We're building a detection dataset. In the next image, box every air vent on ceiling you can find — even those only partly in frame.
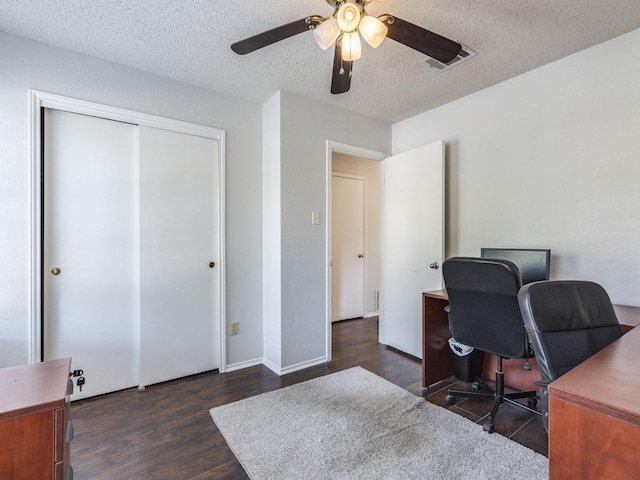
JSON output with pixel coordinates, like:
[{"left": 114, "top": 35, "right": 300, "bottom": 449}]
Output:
[{"left": 421, "top": 45, "right": 476, "bottom": 72}]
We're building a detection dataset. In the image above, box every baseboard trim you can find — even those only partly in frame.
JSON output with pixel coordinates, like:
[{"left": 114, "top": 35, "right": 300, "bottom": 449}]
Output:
[
  {"left": 364, "top": 312, "right": 379, "bottom": 318},
  {"left": 225, "top": 358, "right": 264, "bottom": 372},
  {"left": 263, "top": 356, "right": 328, "bottom": 376},
  {"left": 225, "top": 355, "right": 330, "bottom": 376}
]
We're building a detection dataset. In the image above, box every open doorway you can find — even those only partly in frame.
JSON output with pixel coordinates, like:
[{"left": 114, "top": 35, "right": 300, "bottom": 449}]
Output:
[
  {"left": 326, "top": 140, "right": 445, "bottom": 362},
  {"left": 331, "top": 154, "right": 381, "bottom": 321},
  {"left": 326, "top": 141, "right": 387, "bottom": 361}
]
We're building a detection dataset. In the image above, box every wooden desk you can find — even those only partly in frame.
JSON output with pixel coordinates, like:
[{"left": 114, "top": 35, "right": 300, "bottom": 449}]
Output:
[
  {"left": 422, "top": 289, "right": 640, "bottom": 389},
  {"left": 0, "top": 358, "right": 73, "bottom": 480},
  {"left": 421, "top": 289, "right": 541, "bottom": 390},
  {"left": 421, "top": 290, "right": 453, "bottom": 387},
  {"left": 548, "top": 325, "right": 640, "bottom": 479}
]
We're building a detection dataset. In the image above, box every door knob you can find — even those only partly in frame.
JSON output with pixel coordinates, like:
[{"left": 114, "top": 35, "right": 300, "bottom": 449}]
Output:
[
  {"left": 358, "top": 254, "right": 365, "bottom": 258},
  {"left": 429, "top": 262, "right": 439, "bottom": 270},
  {"left": 209, "top": 262, "right": 216, "bottom": 268},
  {"left": 51, "top": 267, "right": 61, "bottom": 275}
]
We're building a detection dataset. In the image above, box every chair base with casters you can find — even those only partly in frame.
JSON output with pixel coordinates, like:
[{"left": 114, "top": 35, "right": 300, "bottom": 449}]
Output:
[{"left": 445, "top": 355, "right": 540, "bottom": 433}]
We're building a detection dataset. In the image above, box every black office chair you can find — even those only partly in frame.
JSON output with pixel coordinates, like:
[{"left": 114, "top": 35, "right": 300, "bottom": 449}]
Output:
[
  {"left": 518, "top": 280, "right": 623, "bottom": 432},
  {"left": 442, "top": 257, "right": 539, "bottom": 433}
]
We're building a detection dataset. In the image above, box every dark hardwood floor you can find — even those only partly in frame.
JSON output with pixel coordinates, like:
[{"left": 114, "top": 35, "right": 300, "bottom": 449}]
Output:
[{"left": 70, "top": 316, "right": 547, "bottom": 479}]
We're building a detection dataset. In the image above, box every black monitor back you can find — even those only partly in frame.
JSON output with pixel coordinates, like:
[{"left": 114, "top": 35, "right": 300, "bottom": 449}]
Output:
[{"left": 480, "top": 248, "right": 550, "bottom": 285}]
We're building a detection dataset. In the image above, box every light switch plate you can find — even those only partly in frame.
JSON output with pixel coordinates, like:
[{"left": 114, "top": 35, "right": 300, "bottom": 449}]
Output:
[{"left": 311, "top": 211, "right": 320, "bottom": 225}]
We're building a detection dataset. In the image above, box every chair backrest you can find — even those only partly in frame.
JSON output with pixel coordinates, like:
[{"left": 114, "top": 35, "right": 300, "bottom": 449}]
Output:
[
  {"left": 442, "top": 257, "right": 530, "bottom": 359},
  {"left": 518, "top": 280, "right": 623, "bottom": 383}
]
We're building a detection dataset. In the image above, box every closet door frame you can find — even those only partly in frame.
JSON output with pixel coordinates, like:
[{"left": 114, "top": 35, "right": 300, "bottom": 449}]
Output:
[{"left": 28, "top": 90, "right": 227, "bottom": 372}]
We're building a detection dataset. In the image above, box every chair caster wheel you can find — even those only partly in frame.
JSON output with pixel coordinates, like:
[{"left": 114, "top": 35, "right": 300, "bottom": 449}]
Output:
[
  {"left": 528, "top": 398, "right": 538, "bottom": 408},
  {"left": 472, "top": 382, "right": 481, "bottom": 392},
  {"left": 483, "top": 421, "right": 495, "bottom": 433},
  {"left": 445, "top": 394, "right": 455, "bottom": 405}
]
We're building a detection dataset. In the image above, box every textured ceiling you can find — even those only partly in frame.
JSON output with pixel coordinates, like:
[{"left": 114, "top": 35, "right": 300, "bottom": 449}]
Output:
[{"left": 1, "top": 0, "right": 639, "bottom": 123}]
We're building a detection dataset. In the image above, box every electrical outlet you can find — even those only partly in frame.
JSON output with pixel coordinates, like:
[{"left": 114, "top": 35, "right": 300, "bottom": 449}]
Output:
[{"left": 230, "top": 321, "right": 239, "bottom": 335}]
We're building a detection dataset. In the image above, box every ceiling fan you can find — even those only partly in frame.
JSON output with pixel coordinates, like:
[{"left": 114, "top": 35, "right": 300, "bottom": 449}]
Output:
[{"left": 231, "top": 0, "right": 462, "bottom": 95}]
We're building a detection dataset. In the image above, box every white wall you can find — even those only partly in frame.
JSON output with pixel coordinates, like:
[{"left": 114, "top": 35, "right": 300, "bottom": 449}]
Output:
[
  {"left": 11, "top": 25, "right": 635, "bottom": 374},
  {"left": 262, "top": 93, "right": 282, "bottom": 369},
  {"left": 393, "top": 29, "right": 640, "bottom": 306},
  {"left": 0, "top": 32, "right": 263, "bottom": 368},
  {"left": 332, "top": 153, "right": 381, "bottom": 316},
  {"left": 263, "top": 91, "right": 390, "bottom": 373}
]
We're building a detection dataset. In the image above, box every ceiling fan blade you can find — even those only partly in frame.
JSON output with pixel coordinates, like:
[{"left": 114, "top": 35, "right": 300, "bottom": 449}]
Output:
[
  {"left": 331, "top": 41, "right": 353, "bottom": 94},
  {"left": 384, "top": 16, "right": 461, "bottom": 64},
  {"left": 231, "top": 17, "right": 317, "bottom": 55}
]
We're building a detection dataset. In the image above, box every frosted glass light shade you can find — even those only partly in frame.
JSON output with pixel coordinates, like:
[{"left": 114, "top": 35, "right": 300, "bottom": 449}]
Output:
[
  {"left": 313, "top": 17, "right": 341, "bottom": 50},
  {"left": 358, "top": 15, "right": 388, "bottom": 48},
  {"left": 336, "top": 3, "right": 361, "bottom": 32},
  {"left": 341, "top": 32, "right": 361, "bottom": 61}
]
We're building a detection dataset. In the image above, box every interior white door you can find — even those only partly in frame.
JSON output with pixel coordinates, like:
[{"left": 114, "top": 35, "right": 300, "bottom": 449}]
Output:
[
  {"left": 331, "top": 174, "right": 365, "bottom": 321},
  {"left": 139, "top": 126, "right": 220, "bottom": 386},
  {"left": 381, "top": 141, "right": 445, "bottom": 358},
  {"left": 43, "top": 108, "right": 140, "bottom": 400}
]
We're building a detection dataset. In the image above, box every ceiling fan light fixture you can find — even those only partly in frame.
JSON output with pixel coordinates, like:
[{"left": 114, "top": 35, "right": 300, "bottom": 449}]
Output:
[
  {"left": 231, "top": 0, "right": 464, "bottom": 95},
  {"left": 341, "top": 31, "right": 361, "bottom": 61},
  {"left": 358, "top": 15, "right": 388, "bottom": 48},
  {"left": 336, "top": 3, "right": 361, "bottom": 32},
  {"left": 313, "top": 17, "right": 341, "bottom": 50}
]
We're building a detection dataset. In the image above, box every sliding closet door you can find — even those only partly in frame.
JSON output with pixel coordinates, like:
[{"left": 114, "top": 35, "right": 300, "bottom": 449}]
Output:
[
  {"left": 43, "top": 108, "right": 139, "bottom": 400},
  {"left": 139, "top": 126, "right": 220, "bottom": 386}
]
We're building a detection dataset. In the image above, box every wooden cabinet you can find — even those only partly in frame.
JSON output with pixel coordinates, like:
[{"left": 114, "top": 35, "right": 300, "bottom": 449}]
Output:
[{"left": 0, "top": 358, "right": 72, "bottom": 480}]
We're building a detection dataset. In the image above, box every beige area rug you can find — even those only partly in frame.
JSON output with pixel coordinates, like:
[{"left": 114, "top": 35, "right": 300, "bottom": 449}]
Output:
[{"left": 210, "top": 367, "right": 548, "bottom": 479}]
